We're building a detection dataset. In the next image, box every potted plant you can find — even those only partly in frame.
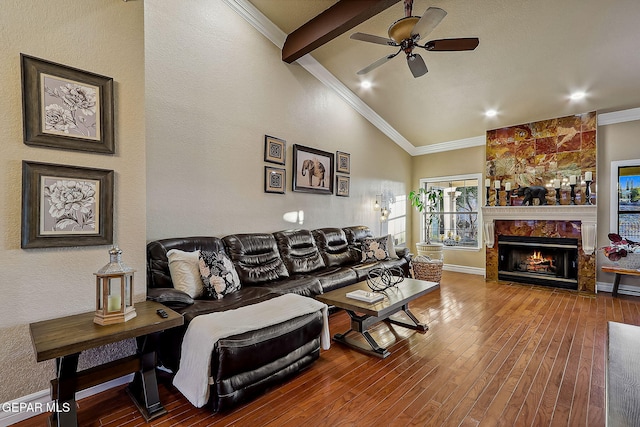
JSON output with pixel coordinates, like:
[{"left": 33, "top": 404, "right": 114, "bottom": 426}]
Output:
[{"left": 409, "top": 187, "right": 443, "bottom": 258}]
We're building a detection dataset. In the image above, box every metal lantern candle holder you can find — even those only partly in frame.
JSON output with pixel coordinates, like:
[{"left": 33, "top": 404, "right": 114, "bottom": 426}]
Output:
[{"left": 94, "top": 247, "right": 136, "bottom": 325}]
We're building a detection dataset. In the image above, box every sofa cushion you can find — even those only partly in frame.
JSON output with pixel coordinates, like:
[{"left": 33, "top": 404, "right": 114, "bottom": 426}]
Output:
[
  {"left": 343, "top": 225, "right": 373, "bottom": 246},
  {"left": 147, "top": 287, "right": 194, "bottom": 308},
  {"left": 167, "top": 249, "right": 205, "bottom": 298},
  {"left": 313, "top": 266, "right": 358, "bottom": 292},
  {"left": 223, "top": 233, "right": 289, "bottom": 285},
  {"left": 360, "top": 236, "right": 391, "bottom": 262},
  {"left": 264, "top": 276, "right": 323, "bottom": 297},
  {"left": 199, "top": 250, "right": 241, "bottom": 299},
  {"left": 275, "top": 229, "right": 325, "bottom": 274},
  {"left": 147, "top": 237, "right": 226, "bottom": 289},
  {"left": 312, "top": 228, "right": 359, "bottom": 267}
]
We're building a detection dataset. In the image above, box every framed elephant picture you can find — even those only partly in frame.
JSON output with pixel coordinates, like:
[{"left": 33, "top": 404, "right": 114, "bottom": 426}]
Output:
[{"left": 292, "top": 144, "right": 334, "bottom": 195}]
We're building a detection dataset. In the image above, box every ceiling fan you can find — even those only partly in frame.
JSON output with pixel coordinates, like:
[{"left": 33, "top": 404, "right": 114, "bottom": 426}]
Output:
[{"left": 350, "top": 0, "right": 479, "bottom": 78}]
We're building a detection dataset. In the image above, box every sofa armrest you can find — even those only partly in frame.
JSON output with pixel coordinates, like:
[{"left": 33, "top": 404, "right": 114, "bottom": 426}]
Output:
[
  {"left": 147, "top": 287, "right": 194, "bottom": 308},
  {"left": 395, "top": 247, "right": 412, "bottom": 260}
]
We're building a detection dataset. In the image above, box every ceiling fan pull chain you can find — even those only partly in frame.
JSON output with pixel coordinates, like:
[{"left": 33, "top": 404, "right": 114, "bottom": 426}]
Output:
[{"left": 404, "top": 0, "right": 413, "bottom": 17}]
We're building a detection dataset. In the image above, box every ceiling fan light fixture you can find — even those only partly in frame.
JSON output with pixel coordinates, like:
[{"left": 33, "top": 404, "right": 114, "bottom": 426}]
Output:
[
  {"left": 360, "top": 80, "right": 372, "bottom": 89},
  {"left": 387, "top": 16, "right": 420, "bottom": 43}
]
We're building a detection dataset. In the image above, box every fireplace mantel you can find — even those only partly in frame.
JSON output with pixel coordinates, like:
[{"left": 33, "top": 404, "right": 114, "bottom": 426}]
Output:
[
  {"left": 482, "top": 205, "right": 597, "bottom": 222},
  {"left": 482, "top": 205, "right": 597, "bottom": 254}
]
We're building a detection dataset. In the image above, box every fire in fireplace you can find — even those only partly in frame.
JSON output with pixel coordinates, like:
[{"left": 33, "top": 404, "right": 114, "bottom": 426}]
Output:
[{"left": 498, "top": 235, "right": 579, "bottom": 289}]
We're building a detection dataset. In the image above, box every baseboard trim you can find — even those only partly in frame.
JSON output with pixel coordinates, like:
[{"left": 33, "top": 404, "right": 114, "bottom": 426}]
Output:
[
  {"left": 0, "top": 374, "right": 133, "bottom": 426},
  {"left": 596, "top": 281, "right": 640, "bottom": 297},
  {"left": 443, "top": 264, "right": 486, "bottom": 276}
]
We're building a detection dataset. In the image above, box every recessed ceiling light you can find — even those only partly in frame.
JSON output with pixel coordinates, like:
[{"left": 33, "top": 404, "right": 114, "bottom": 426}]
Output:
[
  {"left": 485, "top": 109, "right": 497, "bottom": 117},
  {"left": 360, "top": 81, "right": 372, "bottom": 89},
  {"left": 570, "top": 91, "right": 586, "bottom": 100}
]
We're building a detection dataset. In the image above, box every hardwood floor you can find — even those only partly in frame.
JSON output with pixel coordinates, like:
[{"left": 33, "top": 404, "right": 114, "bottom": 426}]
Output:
[{"left": 14, "top": 271, "right": 640, "bottom": 426}]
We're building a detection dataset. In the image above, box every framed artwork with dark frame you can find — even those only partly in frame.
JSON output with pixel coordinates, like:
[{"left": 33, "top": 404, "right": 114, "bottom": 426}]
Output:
[
  {"left": 292, "top": 144, "right": 334, "bottom": 195},
  {"left": 21, "top": 54, "right": 115, "bottom": 154},
  {"left": 336, "top": 151, "right": 351, "bottom": 174},
  {"left": 21, "top": 161, "right": 114, "bottom": 248},
  {"left": 264, "top": 135, "right": 286, "bottom": 165},
  {"left": 265, "top": 166, "right": 286, "bottom": 194},
  {"left": 336, "top": 175, "right": 350, "bottom": 197}
]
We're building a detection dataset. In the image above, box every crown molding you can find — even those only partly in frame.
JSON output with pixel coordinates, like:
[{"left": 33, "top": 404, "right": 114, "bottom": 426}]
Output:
[
  {"left": 597, "top": 107, "right": 640, "bottom": 126},
  {"left": 296, "top": 55, "right": 417, "bottom": 155},
  {"left": 221, "top": 0, "right": 286, "bottom": 48},
  {"left": 412, "top": 135, "right": 486, "bottom": 156}
]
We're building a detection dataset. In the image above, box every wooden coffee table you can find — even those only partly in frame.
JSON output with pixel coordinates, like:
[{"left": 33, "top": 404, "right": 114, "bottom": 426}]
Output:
[{"left": 316, "top": 278, "right": 439, "bottom": 358}]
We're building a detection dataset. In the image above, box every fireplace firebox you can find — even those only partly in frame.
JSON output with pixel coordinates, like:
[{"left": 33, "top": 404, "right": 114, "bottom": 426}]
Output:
[{"left": 498, "top": 235, "right": 579, "bottom": 289}]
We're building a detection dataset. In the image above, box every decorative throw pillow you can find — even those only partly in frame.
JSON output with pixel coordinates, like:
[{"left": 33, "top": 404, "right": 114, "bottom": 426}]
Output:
[
  {"left": 386, "top": 234, "right": 400, "bottom": 260},
  {"left": 167, "top": 249, "right": 205, "bottom": 298},
  {"left": 198, "top": 250, "right": 241, "bottom": 299},
  {"left": 361, "top": 236, "right": 391, "bottom": 263}
]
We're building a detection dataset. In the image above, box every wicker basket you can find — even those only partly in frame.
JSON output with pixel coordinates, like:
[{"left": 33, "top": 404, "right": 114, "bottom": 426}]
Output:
[
  {"left": 617, "top": 252, "right": 640, "bottom": 269},
  {"left": 411, "top": 255, "right": 443, "bottom": 284}
]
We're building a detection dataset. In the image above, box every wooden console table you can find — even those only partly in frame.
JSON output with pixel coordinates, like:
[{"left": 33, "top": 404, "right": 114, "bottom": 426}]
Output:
[
  {"left": 601, "top": 266, "right": 640, "bottom": 297},
  {"left": 30, "top": 301, "right": 183, "bottom": 427}
]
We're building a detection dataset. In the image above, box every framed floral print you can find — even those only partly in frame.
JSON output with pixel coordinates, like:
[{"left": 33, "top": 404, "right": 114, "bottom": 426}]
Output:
[
  {"left": 264, "top": 135, "right": 286, "bottom": 165},
  {"left": 21, "top": 54, "right": 115, "bottom": 154},
  {"left": 265, "top": 166, "right": 286, "bottom": 194},
  {"left": 336, "top": 151, "right": 350, "bottom": 174},
  {"left": 21, "top": 161, "right": 114, "bottom": 248},
  {"left": 336, "top": 175, "right": 350, "bottom": 197},
  {"left": 292, "top": 144, "right": 334, "bottom": 195}
]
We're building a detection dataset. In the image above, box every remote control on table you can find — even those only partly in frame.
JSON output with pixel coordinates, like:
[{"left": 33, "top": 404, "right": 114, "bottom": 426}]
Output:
[{"left": 156, "top": 308, "right": 168, "bottom": 318}]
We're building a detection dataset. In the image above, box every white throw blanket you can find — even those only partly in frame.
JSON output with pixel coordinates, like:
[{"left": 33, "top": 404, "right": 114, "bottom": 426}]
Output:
[{"left": 173, "top": 293, "right": 330, "bottom": 408}]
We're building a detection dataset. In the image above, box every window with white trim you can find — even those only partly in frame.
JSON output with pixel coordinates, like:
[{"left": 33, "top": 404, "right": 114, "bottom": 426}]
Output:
[
  {"left": 387, "top": 194, "right": 406, "bottom": 246},
  {"left": 419, "top": 174, "right": 482, "bottom": 250}
]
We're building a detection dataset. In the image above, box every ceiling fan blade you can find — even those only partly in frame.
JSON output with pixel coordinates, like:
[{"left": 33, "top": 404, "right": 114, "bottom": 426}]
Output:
[
  {"left": 407, "top": 53, "right": 428, "bottom": 78},
  {"left": 356, "top": 50, "right": 402, "bottom": 75},
  {"left": 350, "top": 32, "right": 397, "bottom": 46},
  {"left": 411, "top": 7, "right": 447, "bottom": 40},
  {"left": 425, "top": 38, "right": 480, "bottom": 51}
]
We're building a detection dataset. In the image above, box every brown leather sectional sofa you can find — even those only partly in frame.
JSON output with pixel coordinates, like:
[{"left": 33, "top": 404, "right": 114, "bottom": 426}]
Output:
[{"left": 146, "top": 225, "right": 410, "bottom": 411}]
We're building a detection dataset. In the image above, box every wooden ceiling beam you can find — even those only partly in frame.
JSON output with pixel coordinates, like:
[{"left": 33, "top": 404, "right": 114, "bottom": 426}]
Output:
[{"left": 282, "top": 0, "right": 401, "bottom": 63}]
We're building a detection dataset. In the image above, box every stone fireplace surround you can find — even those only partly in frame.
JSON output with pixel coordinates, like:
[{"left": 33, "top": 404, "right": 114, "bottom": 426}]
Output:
[{"left": 483, "top": 205, "right": 597, "bottom": 293}]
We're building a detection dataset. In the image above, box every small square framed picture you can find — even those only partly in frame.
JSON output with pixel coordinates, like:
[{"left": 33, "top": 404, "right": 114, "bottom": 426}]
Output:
[
  {"left": 336, "top": 175, "right": 350, "bottom": 197},
  {"left": 336, "top": 151, "right": 350, "bottom": 174},
  {"left": 265, "top": 166, "right": 286, "bottom": 194},
  {"left": 264, "top": 135, "right": 286, "bottom": 165}
]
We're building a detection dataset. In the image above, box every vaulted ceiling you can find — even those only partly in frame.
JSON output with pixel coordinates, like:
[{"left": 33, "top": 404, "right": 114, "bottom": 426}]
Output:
[{"left": 246, "top": 0, "right": 640, "bottom": 153}]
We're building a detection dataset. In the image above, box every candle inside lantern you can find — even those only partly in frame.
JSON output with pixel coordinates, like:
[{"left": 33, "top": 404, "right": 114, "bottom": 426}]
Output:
[
  {"left": 505, "top": 182, "right": 511, "bottom": 191},
  {"left": 108, "top": 295, "right": 121, "bottom": 312},
  {"left": 494, "top": 180, "right": 501, "bottom": 189},
  {"left": 485, "top": 179, "right": 491, "bottom": 188},
  {"left": 585, "top": 171, "right": 593, "bottom": 181},
  {"left": 554, "top": 179, "right": 561, "bottom": 188},
  {"left": 569, "top": 175, "right": 577, "bottom": 185}
]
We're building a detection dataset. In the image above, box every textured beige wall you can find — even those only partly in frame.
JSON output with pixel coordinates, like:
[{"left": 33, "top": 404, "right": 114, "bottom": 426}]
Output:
[
  {"left": 145, "top": 1, "right": 412, "bottom": 241},
  {"left": 596, "top": 119, "right": 640, "bottom": 290},
  {"left": 0, "top": 1, "right": 145, "bottom": 402},
  {"left": 411, "top": 146, "right": 486, "bottom": 269}
]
